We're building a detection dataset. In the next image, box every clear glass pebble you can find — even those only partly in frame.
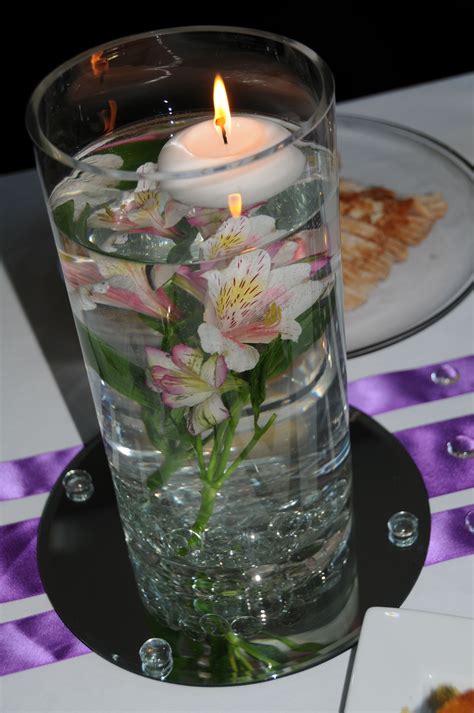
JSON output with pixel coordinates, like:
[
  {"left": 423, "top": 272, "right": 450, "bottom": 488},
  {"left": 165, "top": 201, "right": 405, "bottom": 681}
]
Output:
[
  {"left": 464, "top": 510, "right": 474, "bottom": 534},
  {"left": 430, "top": 364, "right": 460, "bottom": 385},
  {"left": 446, "top": 435, "right": 474, "bottom": 459},
  {"left": 231, "top": 615, "right": 262, "bottom": 637},
  {"left": 139, "top": 638, "right": 173, "bottom": 679},
  {"left": 387, "top": 511, "right": 419, "bottom": 548},
  {"left": 62, "top": 469, "right": 94, "bottom": 502},
  {"left": 199, "top": 613, "right": 230, "bottom": 636}
]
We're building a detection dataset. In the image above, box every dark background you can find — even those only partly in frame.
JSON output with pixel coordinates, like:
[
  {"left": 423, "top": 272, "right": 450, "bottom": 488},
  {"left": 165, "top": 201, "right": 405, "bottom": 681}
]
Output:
[{"left": 5, "top": 2, "right": 473, "bottom": 174}]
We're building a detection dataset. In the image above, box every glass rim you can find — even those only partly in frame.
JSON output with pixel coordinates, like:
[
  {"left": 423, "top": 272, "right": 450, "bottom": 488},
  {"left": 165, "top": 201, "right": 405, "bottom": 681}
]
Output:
[{"left": 25, "top": 25, "right": 335, "bottom": 182}]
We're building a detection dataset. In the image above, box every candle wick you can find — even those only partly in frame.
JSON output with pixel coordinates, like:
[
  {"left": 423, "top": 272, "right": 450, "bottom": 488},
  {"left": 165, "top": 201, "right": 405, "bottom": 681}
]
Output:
[{"left": 215, "top": 117, "right": 228, "bottom": 145}]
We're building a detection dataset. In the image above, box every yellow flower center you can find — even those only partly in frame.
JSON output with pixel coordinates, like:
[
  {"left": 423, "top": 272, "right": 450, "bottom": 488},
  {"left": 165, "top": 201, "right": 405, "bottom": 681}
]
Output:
[
  {"left": 263, "top": 302, "right": 281, "bottom": 327},
  {"left": 209, "top": 230, "right": 246, "bottom": 257},
  {"left": 215, "top": 275, "right": 264, "bottom": 324}
]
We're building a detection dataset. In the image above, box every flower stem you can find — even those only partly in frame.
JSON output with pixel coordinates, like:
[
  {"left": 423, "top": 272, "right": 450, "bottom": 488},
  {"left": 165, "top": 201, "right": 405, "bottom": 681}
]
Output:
[
  {"left": 226, "top": 632, "right": 280, "bottom": 669},
  {"left": 188, "top": 412, "right": 277, "bottom": 543},
  {"left": 216, "top": 413, "right": 277, "bottom": 487},
  {"left": 194, "top": 436, "right": 206, "bottom": 480},
  {"left": 190, "top": 482, "right": 218, "bottom": 536},
  {"left": 146, "top": 452, "right": 183, "bottom": 492}
]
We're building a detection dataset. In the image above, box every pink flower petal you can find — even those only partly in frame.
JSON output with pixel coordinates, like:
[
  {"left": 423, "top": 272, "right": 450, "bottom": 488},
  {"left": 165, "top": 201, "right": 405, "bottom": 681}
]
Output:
[{"left": 171, "top": 345, "right": 204, "bottom": 374}]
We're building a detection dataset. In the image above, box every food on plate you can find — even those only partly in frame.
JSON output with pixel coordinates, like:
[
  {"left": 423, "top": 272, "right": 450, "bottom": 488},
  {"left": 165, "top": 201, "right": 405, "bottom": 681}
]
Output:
[
  {"left": 340, "top": 180, "right": 448, "bottom": 310},
  {"left": 434, "top": 688, "right": 474, "bottom": 712},
  {"left": 401, "top": 686, "right": 474, "bottom": 712}
]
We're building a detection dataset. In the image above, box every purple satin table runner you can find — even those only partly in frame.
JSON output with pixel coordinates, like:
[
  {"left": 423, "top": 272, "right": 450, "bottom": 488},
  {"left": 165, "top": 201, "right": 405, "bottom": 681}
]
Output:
[
  {"left": 395, "top": 414, "right": 474, "bottom": 498},
  {"left": 1, "top": 356, "right": 472, "bottom": 676},
  {"left": 1, "top": 519, "right": 42, "bottom": 604},
  {"left": 348, "top": 355, "right": 473, "bottom": 416},
  {"left": 0, "top": 611, "right": 90, "bottom": 677},
  {"left": 0, "top": 446, "right": 81, "bottom": 501},
  {"left": 426, "top": 504, "right": 474, "bottom": 566}
]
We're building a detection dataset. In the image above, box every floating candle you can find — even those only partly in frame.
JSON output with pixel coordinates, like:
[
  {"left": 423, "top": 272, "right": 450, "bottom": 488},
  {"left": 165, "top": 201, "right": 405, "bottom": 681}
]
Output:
[{"left": 157, "top": 75, "right": 305, "bottom": 208}]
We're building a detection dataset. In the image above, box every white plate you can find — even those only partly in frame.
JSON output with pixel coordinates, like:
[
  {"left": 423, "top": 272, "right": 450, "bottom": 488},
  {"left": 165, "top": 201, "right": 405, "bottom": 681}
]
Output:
[
  {"left": 345, "top": 607, "right": 474, "bottom": 712},
  {"left": 337, "top": 115, "right": 473, "bottom": 357}
]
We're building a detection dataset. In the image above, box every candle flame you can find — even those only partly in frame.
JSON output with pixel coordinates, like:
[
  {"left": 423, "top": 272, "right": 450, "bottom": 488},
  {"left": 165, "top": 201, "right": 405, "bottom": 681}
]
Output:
[
  {"left": 213, "top": 74, "right": 231, "bottom": 144},
  {"left": 228, "top": 193, "right": 242, "bottom": 218},
  {"left": 100, "top": 100, "right": 117, "bottom": 134},
  {"left": 91, "top": 51, "right": 109, "bottom": 80}
]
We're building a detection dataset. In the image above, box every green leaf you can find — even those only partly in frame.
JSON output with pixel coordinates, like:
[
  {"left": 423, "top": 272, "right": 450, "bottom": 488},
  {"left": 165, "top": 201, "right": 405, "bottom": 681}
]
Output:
[
  {"left": 166, "top": 234, "right": 197, "bottom": 264},
  {"left": 138, "top": 314, "right": 165, "bottom": 333},
  {"left": 246, "top": 287, "right": 335, "bottom": 418},
  {"left": 249, "top": 338, "right": 280, "bottom": 424},
  {"left": 53, "top": 201, "right": 93, "bottom": 245},
  {"left": 76, "top": 321, "right": 157, "bottom": 408},
  {"left": 53, "top": 200, "right": 75, "bottom": 238},
  {"left": 101, "top": 138, "right": 167, "bottom": 174},
  {"left": 162, "top": 280, "right": 205, "bottom": 347}
]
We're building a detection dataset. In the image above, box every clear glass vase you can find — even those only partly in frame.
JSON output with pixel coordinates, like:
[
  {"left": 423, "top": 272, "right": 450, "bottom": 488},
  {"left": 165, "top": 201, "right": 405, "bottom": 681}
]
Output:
[{"left": 27, "top": 26, "right": 356, "bottom": 683}]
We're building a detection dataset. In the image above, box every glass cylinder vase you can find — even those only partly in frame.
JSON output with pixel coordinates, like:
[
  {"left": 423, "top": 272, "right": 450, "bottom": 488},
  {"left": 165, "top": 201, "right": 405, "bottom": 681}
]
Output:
[{"left": 27, "top": 26, "right": 356, "bottom": 684}]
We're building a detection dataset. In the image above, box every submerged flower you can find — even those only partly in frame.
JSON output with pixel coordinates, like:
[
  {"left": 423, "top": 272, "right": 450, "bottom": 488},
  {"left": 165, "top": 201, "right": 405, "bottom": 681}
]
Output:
[
  {"left": 50, "top": 154, "right": 124, "bottom": 218},
  {"left": 146, "top": 345, "right": 229, "bottom": 435},
  {"left": 200, "top": 215, "right": 285, "bottom": 262},
  {"left": 198, "top": 249, "right": 323, "bottom": 372},
  {"left": 60, "top": 252, "right": 177, "bottom": 320},
  {"left": 90, "top": 190, "right": 185, "bottom": 237},
  {"left": 89, "top": 162, "right": 189, "bottom": 237},
  {"left": 186, "top": 206, "right": 232, "bottom": 239}
]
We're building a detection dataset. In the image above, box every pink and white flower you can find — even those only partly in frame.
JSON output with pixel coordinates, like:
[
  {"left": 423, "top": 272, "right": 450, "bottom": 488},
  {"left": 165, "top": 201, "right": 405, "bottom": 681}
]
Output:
[
  {"left": 51, "top": 154, "right": 124, "bottom": 219},
  {"left": 198, "top": 249, "right": 323, "bottom": 372},
  {"left": 267, "top": 235, "right": 330, "bottom": 274},
  {"left": 90, "top": 190, "right": 187, "bottom": 237},
  {"left": 187, "top": 206, "right": 233, "bottom": 239},
  {"left": 200, "top": 215, "right": 286, "bottom": 262},
  {"left": 60, "top": 252, "right": 177, "bottom": 320},
  {"left": 146, "top": 345, "right": 229, "bottom": 435},
  {"left": 90, "top": 163, "right": 188, "bottom": 237}
]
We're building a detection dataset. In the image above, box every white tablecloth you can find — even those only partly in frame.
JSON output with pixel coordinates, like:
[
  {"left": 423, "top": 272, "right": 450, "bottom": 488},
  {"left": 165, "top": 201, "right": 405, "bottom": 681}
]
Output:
[{"left": 1, "top": 73, "right": 473, "bottom": 713}]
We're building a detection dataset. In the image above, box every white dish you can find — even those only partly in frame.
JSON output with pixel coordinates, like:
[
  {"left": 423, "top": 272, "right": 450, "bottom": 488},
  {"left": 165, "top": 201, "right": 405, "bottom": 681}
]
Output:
[
  {"left": 337, "top": 115, "right": 472, "bottom": 357},
  {"left": 345, "top": 607, "right": 474, "bottom": 712}
]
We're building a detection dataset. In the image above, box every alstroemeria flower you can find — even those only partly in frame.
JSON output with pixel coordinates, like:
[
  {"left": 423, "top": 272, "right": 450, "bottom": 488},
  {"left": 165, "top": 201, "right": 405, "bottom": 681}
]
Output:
[
  {"left": 198, "top": 249, "right": 323, "bottom": 372},
  {"left": 90, "top": 190, "right": 186, "bottom": 237},
  {"left": 187, "top": 206, "right": 232, "bottom": 239},
  {"left": 60, "top": 252, "right": 177, "bottom": 320},
  {"left": 51, "top": 154, "right": 124, "bottom": 218},
  {"left": 200, "top": 215, "right": 286, "bottom": 262},
  {"left": 146, "top": 345, "right": 229, "bottom": 435},
  {"left": 89, "top": 162, "right": 189, "bottom": 237},
  {"left": 267, "top": 234, "right": 330, "bottom": 274}
]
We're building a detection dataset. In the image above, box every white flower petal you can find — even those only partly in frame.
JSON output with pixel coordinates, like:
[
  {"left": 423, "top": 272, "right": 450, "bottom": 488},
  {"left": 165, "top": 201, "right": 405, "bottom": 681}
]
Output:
[
  {"left": 279, "top": 315, "right": 302, "bottom": 342},
  {"left": 136, "top": 162, "right": 159, "bottom": 192},
  {"left": 228, "top": 248, "right": 271, "bottom": 287},
  {"left": 83, "top": 153, "right": 124, "bottom": 174},
  {"left": 150, "top": 264, "right": 178, "bottom": 288},
  {"left": 283, "top": 280, "right": 324, "bottom": 319},
  {"left": 198, "top": 323, "right": 225, "bottom": 355},
  {"left": 145, "top": 347, "right": 175, "bottom": 370},
  {"left": 268, "top": 262, "right": 311, "bottom": 291},
  {"left": 187, "top": 393, "right": 229, "bottom": 435},
  {"left": 246, "top": 214, "right": 276, "bottom": 236},
  {"left": 162, "top": 389, "right": 212, "bottom": 408},
  {"left": 270, "top": 240, "right": 299, "bottom": 267},
  {"left": 219, "top": 337, "right": 260, "bottom": 373},
  {"left": 200, "top": 354, "right": 227, "bottom": 387}
]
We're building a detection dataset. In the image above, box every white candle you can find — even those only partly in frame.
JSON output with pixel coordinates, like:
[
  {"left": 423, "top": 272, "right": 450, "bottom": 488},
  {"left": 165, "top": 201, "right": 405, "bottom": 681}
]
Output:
[{"left": 157, "top": 115, "right": 306, "bottom": 208}]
